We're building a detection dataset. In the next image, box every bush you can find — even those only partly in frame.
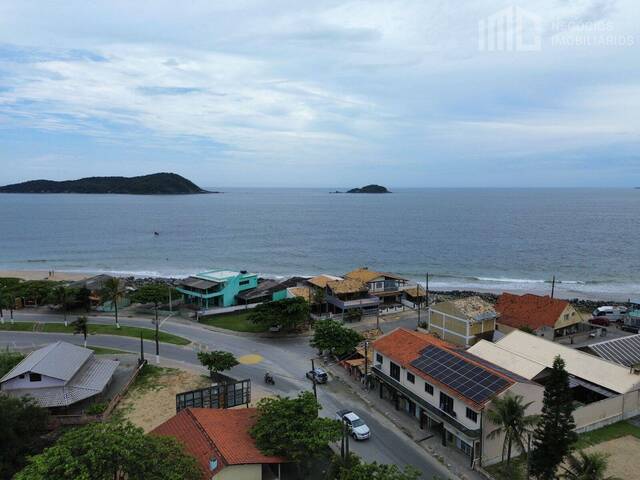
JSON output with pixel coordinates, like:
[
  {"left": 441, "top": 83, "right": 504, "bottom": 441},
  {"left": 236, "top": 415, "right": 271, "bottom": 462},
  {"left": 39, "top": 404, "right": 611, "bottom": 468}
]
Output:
[{"left": 85, "top": 401, "right": 108, "bottom": 415}]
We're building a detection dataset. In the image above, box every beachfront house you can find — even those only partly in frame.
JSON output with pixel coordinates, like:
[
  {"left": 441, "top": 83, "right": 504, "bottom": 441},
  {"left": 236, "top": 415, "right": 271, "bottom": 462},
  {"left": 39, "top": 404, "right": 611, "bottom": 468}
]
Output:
[
  {"left": 177, "top": 270, "right": 258, "bottom": 309},
  {"left": 325, "top": 278, "right": 380, "bottom": 320},
  {"left": 152, "top": 408, "right": 286, "bottom": 480},
  {"left": 494, "top": 293, "right": 584, "bottom": 339},
  {"left": 0, "top": 341, "right": 119, "bottom": 411},
  {"left": 344, "top": 267, "right": 408, "bottom": 305},
  {"left": 372, "top": 328, "right": 544, "bottom": 467},
  {"left": 427, "top": 296, "right": 497, "bottom": 347}
]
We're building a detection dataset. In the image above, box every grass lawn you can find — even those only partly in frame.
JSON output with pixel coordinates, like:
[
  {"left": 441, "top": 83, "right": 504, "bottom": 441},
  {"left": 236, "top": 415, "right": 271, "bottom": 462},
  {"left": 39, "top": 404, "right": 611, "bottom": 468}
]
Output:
[
  {"left": 199, "top": 310, "right": 269, "bottom": 333},
  {"left": 575, "top": 420, "right": 640, "bottom": 449},
  {"left": 0, "top": 321, "right": 190, "bottom": 345},
  {"left": 485, "top": 456, "right": 527, "bottom": 480}
]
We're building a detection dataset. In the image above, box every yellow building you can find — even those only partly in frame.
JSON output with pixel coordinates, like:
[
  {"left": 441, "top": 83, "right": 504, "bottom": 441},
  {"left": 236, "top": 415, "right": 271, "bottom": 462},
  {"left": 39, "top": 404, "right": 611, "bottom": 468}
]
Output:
[{"left": 427, "top": 296, "right": 497, "bottom": 346}]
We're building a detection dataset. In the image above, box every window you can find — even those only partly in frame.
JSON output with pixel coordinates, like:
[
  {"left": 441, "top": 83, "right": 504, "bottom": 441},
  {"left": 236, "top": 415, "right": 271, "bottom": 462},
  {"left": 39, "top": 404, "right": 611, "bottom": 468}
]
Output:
[
  {"left": 376, "top": 353, "right": 383, "bottom": 364},
  {"left": 239, "top": 279, "right": 250, "bottom": 286},
  {"left": 466, "top": 408, "right": 478, "bottom": 423},
  {"left": 440, "top": 392, "right": 455, "bottom": 416},
  {"left": 407, "top": 372, "right": 415, "bottom": 383},
  {"left": 564, "top": 313, "right": 569, "bottom": 320},
  {"left": 424, "top": 382, "right": 434, "bottom": 395},
  {"left": 390, "top": 362, "right": 400, "bottom": 381},
  {"left": 29, "top": 373, "right": 42, "bottom": 382}
]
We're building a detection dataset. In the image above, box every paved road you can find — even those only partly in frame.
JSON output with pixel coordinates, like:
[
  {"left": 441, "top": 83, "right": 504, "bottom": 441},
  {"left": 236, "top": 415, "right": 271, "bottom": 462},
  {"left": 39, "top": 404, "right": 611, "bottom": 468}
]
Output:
[{"left": 1, "top": 311, "right": 455, "bottom": 479}]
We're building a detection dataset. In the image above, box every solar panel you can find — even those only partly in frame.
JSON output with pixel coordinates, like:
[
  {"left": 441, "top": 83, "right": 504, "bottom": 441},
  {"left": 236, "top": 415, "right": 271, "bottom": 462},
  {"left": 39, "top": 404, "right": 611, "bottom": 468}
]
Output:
[{"left": 410, "top": 345, "right": 510, "bottom": 404}]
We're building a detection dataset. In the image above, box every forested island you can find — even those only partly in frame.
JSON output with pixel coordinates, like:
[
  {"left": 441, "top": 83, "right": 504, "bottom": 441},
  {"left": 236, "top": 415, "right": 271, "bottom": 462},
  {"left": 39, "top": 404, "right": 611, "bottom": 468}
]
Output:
[
  {"left": 346, "top": 184, "right": 390, "bottom": 193},
  {"left": 0, "top": 173, "right": 211, "bottom": 195}
]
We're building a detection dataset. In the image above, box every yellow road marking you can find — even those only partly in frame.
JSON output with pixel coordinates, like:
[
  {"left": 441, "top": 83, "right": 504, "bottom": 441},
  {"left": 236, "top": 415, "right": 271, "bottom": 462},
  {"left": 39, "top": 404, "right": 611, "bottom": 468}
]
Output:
[{"left": 238, "top": 353, "right": 263, "bottom": 365}]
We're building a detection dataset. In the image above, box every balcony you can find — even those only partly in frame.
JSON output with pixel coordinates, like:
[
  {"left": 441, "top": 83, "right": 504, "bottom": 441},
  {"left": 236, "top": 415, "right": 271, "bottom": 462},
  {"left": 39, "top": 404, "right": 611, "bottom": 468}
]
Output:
[{"left": 326, "top": 295, "right": 380, "bottom": 310}]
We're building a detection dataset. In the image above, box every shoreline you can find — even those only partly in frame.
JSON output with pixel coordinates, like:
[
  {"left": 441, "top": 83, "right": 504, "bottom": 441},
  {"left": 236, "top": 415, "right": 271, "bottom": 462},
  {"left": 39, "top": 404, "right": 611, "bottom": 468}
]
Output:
[{"left": 1, "top": 268, "right": 634, "bottom": 303}]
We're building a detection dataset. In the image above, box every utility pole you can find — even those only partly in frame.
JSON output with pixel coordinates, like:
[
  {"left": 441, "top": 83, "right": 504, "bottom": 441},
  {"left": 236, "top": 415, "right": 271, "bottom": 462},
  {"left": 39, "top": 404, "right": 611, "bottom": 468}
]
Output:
[
  {"left": 310, "top": 358, "right": 318, "bottom": 402},
  {"left": 155, "top": 303, "right": 160, "bottom": 364},
  {"left": 551, "top": 275, "right": 556, "bottom": 299},
  {"left": 364, "top": 341, "right": 369, "bottom": 389},
  {"left": 425, "top": 272, "right": 429, "bottom": 306},
  {"left": 139, "top": 331, "right": 145, "bottom": 365},
  {"left": 169, "top": 288, "right": 172, "bottom": 313},
  {"left": 417, "top": 282, "right": 421, "bottom": 328}
]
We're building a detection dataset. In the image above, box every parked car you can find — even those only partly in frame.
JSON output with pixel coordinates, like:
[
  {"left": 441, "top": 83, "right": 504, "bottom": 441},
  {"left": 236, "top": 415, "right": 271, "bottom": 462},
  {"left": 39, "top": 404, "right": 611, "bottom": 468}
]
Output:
[
  {"left": 589, "top": 317, "right": 610, "bottom": 327},
  {"left": 306, "top": 368, "right": 328, "bottom": 384},
  {"left": 335, "top": 409, "right": 371, "bottom": 440},
  {"left": 592, "top": 306, "right": 627, "bottom": 322}
]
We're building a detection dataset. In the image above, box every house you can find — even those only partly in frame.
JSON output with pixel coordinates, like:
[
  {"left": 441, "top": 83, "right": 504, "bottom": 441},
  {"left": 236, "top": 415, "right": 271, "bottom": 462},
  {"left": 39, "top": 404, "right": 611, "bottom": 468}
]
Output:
[
  {"left": 235, "top": 277, "right": 308, "bottom": 305},
  {"left": 286, "top": 286, "right": 312, "bottom": 302},
  {"left": 177, "top": 270, "right": 258, "bottom": 309},
  {"left": 68, "top": 274, "right": 123, "bottom": 309},
  {"left": 494, "top": 293, "right": 584, "bottom": 339},
  {"left": 152, "top": 408, "right": 286, "bottom": 480},
  {"left": 469, "top": 330, "right": 640, "bottom": 437},
  {"left": 427, "top": 296, "right": 497, "bottom": 346},
  {"left": 344, "top": 267, "right": 408, "bottom": 305},
  {"left": 582, "top": 334, "right": 640, "bottom": 368},
  {"left": 325, "top": 278, "right": 380, "bottom": 319},
  {"left": 0, "top": 341, "right": 119, "bottom": 410},
  {"left": 372, "top": 328, "right": 543, "bottom": 467}
]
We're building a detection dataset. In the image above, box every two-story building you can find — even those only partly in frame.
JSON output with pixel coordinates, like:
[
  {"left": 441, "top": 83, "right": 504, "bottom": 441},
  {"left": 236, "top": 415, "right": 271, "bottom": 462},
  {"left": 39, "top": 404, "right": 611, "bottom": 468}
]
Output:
[
  {"left": 325, "top": 278, "right": 380, "bottom": 319},
  {"left": 427, "top": 296, "right": 498, "bottom": 346},
  {"left": 177, "top": 270, "right": 258, "bottom": 309},
  {"left": 344, "top": 267, "right": 408, "bottom": 305},
  {"left": 372, "top": 328, "right": 543, "bottom": 467}
]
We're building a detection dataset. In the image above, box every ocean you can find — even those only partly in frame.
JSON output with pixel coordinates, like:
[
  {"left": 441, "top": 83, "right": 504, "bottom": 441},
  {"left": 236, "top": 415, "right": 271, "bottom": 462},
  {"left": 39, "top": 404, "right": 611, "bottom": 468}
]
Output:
[{"left": 1, "top": 188, "right": 639, "bottom": 300}]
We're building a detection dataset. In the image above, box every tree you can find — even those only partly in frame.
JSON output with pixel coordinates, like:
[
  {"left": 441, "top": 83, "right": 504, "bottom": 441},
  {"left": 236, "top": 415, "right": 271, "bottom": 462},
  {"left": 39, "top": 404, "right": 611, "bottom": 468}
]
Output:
[
  {"left": 101, "top": 277, "right": 124, "bottom": 329},
  {"left": 313, "top": 287, "right": 326, "bottom": 315},
  {"left": 561, "top": 451, "right": 620, "bottom": 480},
  {"left": 14, "top": 280, "right": 56, "bottom": 307},
  {"left": 251, "top": 391, "right": 342, "bottom": 470},
  {"left": 0, "top": 395, "right": 50, "bottom": 479},
  {"left": 530, "top": 355, "right": 578, "bottom": 480},
  {"left": 248, "top": 297, "right": 310, "bottom": 331},
  {"left": 50, "top": 285, "right": 74, "bottom": 326},
  {"left": 133, "top": 283, "right": 171, "bottom": 363},
  {"left": 197, "top": 350, "right": 239, "bottom": 381},
  {"left": 0, "top": 350, "right": 25, "bottom": 377},
  {"left": 72, "top": 315, "right": 89, "bottom": 348},
  {"left": 311, "top": 319, "right": 363, "bottom": 357},
  {"left": 14, "top": 420, "right": 201, "bottom": 480},
  {"left": 329, "top": 453, "right": 421, "bottom": 480},
  {"left": 486, "top": 393, "right": 538, "bottom": 468},
  {"left": 344, "top": 308, "right": 362, "bottom": 323}
]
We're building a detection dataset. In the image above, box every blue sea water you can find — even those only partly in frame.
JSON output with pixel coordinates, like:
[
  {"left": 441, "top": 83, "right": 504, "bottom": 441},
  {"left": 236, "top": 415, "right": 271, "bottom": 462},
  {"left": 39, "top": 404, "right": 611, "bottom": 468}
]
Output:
[{"left": 0, "top": 188, "right": 639, "bottom": 299}]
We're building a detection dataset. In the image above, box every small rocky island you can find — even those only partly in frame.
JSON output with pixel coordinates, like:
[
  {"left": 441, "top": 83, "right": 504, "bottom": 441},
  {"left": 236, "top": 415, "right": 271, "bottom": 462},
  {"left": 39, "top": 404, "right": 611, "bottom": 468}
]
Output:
[
  {"left": 0, "top": 172, "right": 212, "bottom": 195},
  {"left": 346, "top": 184, "right": 390, "bottom": 193}
]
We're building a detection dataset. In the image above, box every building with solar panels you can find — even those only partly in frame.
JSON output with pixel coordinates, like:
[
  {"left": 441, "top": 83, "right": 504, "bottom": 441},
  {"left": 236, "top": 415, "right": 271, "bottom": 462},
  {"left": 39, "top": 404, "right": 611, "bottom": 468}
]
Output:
[{"left": 372, "top": 328, "right": 544, "bottom": 467}]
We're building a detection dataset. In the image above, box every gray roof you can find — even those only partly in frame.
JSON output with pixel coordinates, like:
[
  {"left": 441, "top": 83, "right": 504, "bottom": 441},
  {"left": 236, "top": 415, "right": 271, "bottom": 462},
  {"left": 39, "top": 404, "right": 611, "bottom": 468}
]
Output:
[
  {"left": 5, "top": 357, "right": 119, "bottom": 407},
  {"left": 179, "top": 276, "right": 219, "bottom": 290},
  {"left": 588, "top": 334, "right": 640, "bottom": 367},
  {"left": 0, "top": 341, "right": 92, "bottom": 383}
]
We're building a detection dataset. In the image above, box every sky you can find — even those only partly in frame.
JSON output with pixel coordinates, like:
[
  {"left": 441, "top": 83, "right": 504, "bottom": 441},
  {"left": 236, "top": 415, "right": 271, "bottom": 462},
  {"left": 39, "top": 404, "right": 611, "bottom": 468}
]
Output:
[{"left": 0, "top": 0, "right": 639, "bottom": 187}]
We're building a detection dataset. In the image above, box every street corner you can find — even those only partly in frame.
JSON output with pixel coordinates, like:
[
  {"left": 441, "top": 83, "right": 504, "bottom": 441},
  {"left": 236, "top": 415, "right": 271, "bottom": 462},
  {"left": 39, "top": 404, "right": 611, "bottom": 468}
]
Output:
[{"left": 238, "top": 353, "right": 263, "bottom": 365}]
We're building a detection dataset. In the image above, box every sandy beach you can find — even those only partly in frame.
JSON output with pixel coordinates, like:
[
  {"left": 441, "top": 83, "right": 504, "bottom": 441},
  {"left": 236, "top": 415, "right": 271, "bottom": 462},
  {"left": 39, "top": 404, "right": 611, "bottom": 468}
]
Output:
[{"left": 0, "top": 270, "right": 92, "bottom": 282}]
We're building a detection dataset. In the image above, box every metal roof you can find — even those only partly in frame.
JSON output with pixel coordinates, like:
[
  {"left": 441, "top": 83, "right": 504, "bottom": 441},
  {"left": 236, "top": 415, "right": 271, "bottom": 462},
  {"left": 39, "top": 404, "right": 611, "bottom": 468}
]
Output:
[
  {"left": 0, "top": 341, "right": 92, "bottom": 383},
  {"left": 179, "top": 276, "right": 220, "bottom": 290},
  {"left": 588, "top": 335, "right": 640, "bottom": 368}
]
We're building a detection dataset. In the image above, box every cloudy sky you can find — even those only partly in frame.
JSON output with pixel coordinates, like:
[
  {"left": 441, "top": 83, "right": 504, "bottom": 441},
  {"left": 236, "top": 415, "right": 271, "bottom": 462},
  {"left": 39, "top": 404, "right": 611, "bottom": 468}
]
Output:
[{"left": 0, "top": 0, "right": 638, "bottom": 187}]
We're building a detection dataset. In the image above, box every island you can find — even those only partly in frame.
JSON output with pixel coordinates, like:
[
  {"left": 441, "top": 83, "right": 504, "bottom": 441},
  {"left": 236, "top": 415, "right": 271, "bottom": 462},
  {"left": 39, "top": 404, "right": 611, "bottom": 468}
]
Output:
[
  {"left": 0, "top": 173, "right": 212, "bottom": 195},
  {"left": 346, "top": 184, "right": 390, "bottom": 194}
]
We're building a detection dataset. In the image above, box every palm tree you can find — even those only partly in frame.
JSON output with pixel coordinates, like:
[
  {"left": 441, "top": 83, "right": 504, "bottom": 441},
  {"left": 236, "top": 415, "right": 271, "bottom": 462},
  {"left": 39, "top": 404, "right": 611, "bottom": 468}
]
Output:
[
  {"left": 486, "top": 392, "right": 538, "bottom": 468},
  {"left": 562, "top": 451, "right": 620, "bottom": 480},
  {"left": 52, "top": 285, "right": 71, "bottom": 326},
  {"left": 101, "top": 277, "right": 123, "bottom": 329},
  {"left": 72, "top": 315, "right": 89, "bottom": 348}
]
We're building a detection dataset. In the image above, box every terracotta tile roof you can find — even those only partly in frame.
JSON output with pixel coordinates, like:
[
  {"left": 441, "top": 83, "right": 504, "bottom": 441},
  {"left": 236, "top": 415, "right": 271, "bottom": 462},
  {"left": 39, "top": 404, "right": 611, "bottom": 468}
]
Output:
[
  {"left": 431, "top": 296, "right": 496, "bottom": 321},
  {"left": 404, "top": 286, "right": 427, "bottom": 298},
  {"left": 151, "top": 408, "right": 285, "bottom": 479},
  {"left": 307, "top": 274, "right": 342, "bottom": 288},
  {"left": 326, "top": 279, "right": 368, "bottom": 295},
  {"left": 495, "top": 293, "right": 570, "bottom": 330},
  {"left": 345, "top": 267, "right": 408, "bottom": 283},
  {"left": 373, "top": 328, "right": 515, "bottom": 408},
  {"left": 288, "top": 286, "right": 312, "bottom": 302}
]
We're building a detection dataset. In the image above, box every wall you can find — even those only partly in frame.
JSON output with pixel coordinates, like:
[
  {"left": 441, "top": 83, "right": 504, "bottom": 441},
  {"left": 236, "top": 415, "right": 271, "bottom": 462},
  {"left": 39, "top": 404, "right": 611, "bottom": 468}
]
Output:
[
  {"left": 555, "top": 304, "right": 584, "bottom": 330},
  {"left": 2, "top": 372, "right": 65, "bottom": 390},
  {"left": 214, "top": 464, "right": 262, "bottom": 480}
]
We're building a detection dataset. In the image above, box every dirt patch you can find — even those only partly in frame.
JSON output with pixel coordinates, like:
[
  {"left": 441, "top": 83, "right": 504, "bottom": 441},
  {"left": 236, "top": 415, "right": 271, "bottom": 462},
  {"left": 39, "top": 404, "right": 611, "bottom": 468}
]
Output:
[
  {"left": 115, "top": 367, "right": 210, "bottom": 432},
  {"left": 584, "top": 435, "right": 640, "bottom": 480}
]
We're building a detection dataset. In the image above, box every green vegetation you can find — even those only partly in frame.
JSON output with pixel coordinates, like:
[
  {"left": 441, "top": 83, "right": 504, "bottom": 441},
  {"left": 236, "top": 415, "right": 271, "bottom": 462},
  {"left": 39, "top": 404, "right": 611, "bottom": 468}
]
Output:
[
  {"left": 0, "top": 350, "right": 26, "bottom": 377},
  {"left": 0, "top": 172, "right": 208, "bottom": 195},
  {"left": 485, "top": 456, "right": 527, "bottom": 480},
  {"left": 251, "top": 391, "right": 342, "bottom": 470},
  {"left": 575, "top": 420, "right": 640, "bottom": 450},
  {"left": 85, "top": 401, "right": 109, "bottom": 415},
  {"left": 197, "top": 350, "right": 238, "bottom": 380},
  {"left": 530, "top": 355, "right": 578, "bottom": 480},
  {"left": 88, "top": 346, "right": 128, "bottom": 355},
  {"left": 200, "top": 310, "right": 269, "bottom": 333},
  {"left": 0, "top": 396, "right": 50, "bottom": 479},
  {"left": 346, "top": 184, "right": 390, "bottom": 193},
  {"left": 101, "top": 277, "right": 124, "bottom": 329},
  {"left": 248, "top": 297, "right": 310, "bottom": 332},
  {"left": 14, "top": 420, "right": 202, "bottom": 480},
  {"left": 311, "top": 319, "right": 363, "bottom": 357},
  {"left": 72, "top": 315, "right": 89, "bottom": 347},
  {"left": 0, "top": 322, "right": 190, "bottom": 345},
  {"left": 561, "top": 451, "right": 620, "bottom": 480},
  {"left": 131, "top": 364, "right": 175, "bottom": 393},
  {"left": 328, "top": 453, "right": 420, "bottom": 480}
]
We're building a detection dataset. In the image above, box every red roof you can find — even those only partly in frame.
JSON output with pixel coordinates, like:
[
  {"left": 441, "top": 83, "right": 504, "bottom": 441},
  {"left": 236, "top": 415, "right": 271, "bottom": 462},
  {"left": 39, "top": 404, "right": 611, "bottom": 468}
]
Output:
[
  {"left": 495, "top": 293, "right": 569, "bottom": 331},
  {"left": 151, "top": 408, "right": 285, "bottom": 479},
  {"left": 373, "top": 328, "right": 515, "bottom": 408}
]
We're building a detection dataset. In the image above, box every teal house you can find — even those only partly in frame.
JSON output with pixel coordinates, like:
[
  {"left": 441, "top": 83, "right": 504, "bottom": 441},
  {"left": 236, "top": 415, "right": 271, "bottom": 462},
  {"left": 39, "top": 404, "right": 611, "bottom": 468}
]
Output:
[{"left": 177, "top": 270, "right": 258, "bottom": 309}]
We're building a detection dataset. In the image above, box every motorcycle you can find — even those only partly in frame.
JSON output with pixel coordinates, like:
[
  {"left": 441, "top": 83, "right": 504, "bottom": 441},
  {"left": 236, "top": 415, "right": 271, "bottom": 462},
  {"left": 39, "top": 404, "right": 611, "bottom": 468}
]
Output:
[{"left": 264, "top": 372, "right": 275, "bottom": 385}]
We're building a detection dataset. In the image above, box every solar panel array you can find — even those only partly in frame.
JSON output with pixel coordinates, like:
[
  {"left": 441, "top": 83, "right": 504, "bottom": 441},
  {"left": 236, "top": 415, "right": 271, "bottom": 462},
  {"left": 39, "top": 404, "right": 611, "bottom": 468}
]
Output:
[
  {"left": 589, "top": 335, "right": 640, "bottom": 367},
  {"left": 410, "top": 345, "right": 510, "bottom": 404}
]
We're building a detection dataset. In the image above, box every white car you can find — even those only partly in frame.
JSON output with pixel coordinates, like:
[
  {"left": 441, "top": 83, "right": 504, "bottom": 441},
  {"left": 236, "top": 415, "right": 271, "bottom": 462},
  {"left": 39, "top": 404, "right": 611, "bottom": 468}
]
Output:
[{"left": 336, "top": 409, "right": 371, "bottom": 440}]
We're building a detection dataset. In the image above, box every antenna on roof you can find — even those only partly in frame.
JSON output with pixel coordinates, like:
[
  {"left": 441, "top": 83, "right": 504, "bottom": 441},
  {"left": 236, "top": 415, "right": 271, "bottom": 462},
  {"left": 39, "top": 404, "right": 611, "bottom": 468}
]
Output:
[{"left": 551, "top": 275, "right": 556, "bottom": 299}]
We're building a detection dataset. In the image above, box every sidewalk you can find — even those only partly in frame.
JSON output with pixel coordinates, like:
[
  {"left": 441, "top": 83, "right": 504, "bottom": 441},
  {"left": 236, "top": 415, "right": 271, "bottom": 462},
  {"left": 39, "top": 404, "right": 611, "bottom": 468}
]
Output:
[{"left": 323, "top": 361, "right": 486, "bottom": 480}]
